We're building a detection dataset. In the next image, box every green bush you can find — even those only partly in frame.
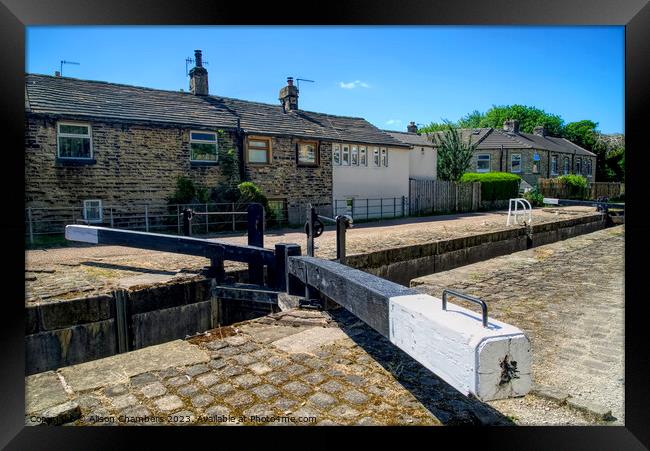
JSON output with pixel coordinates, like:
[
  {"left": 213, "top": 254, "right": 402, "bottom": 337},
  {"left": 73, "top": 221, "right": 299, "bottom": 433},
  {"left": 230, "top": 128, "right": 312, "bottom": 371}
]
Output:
[
  {"left": 460, "top": 172, "right": 521, "bottom": 201},
  {"left": 523, "top": 187, "right": 545, "bottom": 207},
  {"left": 168, "top": 176, "right": 210, "bottom": 204},
  {"left": 237, "top": 182, "right": 270, "bottom": 212},
  {"left": 556, "top": 174, "right": 589, "bottom": 200}
]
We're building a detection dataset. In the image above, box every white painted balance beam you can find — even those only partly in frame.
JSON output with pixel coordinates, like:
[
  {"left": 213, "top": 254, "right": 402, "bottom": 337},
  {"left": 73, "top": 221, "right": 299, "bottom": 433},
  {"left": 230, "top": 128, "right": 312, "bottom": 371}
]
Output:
[
  {"left": 389, "top": 294, "right": 531, "bottom": 401},
  {"left": 287, "top": 256, "right": 531, "bottom": 401}
]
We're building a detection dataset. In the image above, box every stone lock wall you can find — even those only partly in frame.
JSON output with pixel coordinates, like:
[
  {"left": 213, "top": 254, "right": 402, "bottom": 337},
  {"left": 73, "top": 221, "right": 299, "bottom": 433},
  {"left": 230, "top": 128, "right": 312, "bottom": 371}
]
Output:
[
  {"left": 244, "top": 136, "right": 333, "bottom": 224},
  {"left": 25, "top": 114, "right": 237, "bottom": 210}
]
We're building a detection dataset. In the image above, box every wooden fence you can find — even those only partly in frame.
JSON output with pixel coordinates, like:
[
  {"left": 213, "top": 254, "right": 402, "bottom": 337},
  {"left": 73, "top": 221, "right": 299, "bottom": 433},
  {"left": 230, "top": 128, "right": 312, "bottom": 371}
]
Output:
[
  {"left": 538, "top": 179, "right": 624, "bottom": 200},
  {"left": 409, "top": 179, "right": 481, "bottom": 215}
]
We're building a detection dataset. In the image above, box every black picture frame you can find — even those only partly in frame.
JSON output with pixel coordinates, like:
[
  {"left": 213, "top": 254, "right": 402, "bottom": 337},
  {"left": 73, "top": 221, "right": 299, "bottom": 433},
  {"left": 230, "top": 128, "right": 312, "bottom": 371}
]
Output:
[{"left": 2, "top": 0, "right": 648, "bottom": 448}]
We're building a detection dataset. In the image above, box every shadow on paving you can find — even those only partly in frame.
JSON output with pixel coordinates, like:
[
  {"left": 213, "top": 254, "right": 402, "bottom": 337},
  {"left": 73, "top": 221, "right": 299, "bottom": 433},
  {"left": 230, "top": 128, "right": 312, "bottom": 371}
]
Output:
[
  {"left": 327, "top": 307, "right": 515, "bottom": 426},
  {"left": 80, "top": 261, "right": 186, "bottom": 275}
]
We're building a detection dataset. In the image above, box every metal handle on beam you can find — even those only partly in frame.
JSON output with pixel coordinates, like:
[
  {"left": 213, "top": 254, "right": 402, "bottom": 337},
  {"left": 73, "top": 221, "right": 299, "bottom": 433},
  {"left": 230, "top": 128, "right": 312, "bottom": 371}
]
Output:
[{"left": 442, "top": 289, "right": 489, "bottom": 328}]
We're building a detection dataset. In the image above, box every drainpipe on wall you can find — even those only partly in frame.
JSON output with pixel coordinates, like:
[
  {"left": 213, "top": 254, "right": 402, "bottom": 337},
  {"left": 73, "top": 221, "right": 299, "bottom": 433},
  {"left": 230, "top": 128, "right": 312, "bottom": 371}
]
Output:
[
  {"left": 236, "top": 118, "right": 246, "bottom": 181},
  {"left": 547, "top": 150, "right": 551, "bottom": 178},
  {"left": 499, "top": 145, "right": 503, "bottom": 172}
]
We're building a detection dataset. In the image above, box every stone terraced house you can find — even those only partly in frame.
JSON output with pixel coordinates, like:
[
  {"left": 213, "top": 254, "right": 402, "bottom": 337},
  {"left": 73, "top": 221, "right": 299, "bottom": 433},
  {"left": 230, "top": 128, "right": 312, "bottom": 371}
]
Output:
[
  {"left": 24, "top": 50, "right": 407, "bottom": 226},
  {"left": 428, "top": 119, "right": 597, "bottom": 187}
]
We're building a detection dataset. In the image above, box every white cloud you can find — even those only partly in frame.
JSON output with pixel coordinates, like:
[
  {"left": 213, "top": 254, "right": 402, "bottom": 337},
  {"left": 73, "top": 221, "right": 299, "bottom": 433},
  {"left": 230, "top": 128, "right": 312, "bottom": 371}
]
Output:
[
  {"left": 339, "top": 80, "right": 370, "bottom": 89},
  {"left": 385, "top": 119, "right": 402, "bottom": 125}
]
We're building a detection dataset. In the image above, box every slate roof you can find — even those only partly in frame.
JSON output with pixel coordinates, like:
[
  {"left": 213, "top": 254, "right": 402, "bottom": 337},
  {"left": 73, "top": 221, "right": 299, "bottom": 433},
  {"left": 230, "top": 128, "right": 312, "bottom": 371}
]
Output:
[
  {"left": 383, "top": 130, "right": 435, "bottom": 147},
  {"left": 426, "top": 127, "right": 595, "bottom": 156},
  {"left": 25, "top": 73, "right": 409, "bottom": 148}
]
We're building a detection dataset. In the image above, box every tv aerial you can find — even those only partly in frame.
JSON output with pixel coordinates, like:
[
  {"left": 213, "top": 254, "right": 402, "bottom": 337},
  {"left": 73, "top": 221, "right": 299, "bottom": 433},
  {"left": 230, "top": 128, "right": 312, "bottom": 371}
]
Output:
[
  {"left": 296, "top": 78, "right": 315, "bottom": 90},
  {"left": 59, "top": 60, "right": 80, "bottom": 76},
  {"left": 185, "top": 56, "right": 209, "bottom": 76}
]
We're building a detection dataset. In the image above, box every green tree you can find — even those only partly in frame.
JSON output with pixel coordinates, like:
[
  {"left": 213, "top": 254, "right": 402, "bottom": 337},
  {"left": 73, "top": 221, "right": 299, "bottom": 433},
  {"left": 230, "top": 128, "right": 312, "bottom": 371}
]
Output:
[
  {"left": 457, "top": 110, "right": 484, "bottom": 128},
  {"left": 434, "top": 122, "right": 477, "bottom": 181},
  {"left": 563, "top": 120, "right": 598, "bottom": 150},
  {"left": 479, "top": 104, "right": 565, "bottom": 136},
  {"left": 419, "top": 121, "right": 453, "bottom": 134}
]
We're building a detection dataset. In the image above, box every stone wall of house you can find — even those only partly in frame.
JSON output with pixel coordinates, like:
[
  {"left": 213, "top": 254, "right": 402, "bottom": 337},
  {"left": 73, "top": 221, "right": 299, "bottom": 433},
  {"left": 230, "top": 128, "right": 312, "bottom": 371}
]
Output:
[
  {"left": 25, "top": 114, "right": 237, "bottom": 214},
  {"left": 244, "top": 136, "right": 333, "bottom": 224},
  {"left": 470, "top": 148, "right": 596, "bottom": 187}
]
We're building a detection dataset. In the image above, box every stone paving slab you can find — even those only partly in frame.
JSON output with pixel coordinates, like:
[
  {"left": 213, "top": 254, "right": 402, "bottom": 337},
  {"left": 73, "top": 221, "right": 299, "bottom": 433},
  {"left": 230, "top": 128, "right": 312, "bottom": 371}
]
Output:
[
  {"left": 25, "top": 307, "right": 514, "bottom": 426},
  {"left": 25, "top": 207, "right": 597, "bottom": 304},
  {"left": 412, "top": 225, "right": 625, "bottom": 425},
  {"left": 25, "top": 371, "right": 70, "bottom": 414},
  {"left": 58, "top": 340, "right": 210, "bottom": 392}
]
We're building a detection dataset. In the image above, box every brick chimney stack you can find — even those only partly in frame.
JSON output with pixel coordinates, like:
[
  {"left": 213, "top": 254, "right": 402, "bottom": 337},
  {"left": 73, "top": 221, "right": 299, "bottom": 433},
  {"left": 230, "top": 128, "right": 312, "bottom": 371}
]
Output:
[
  {"left": 189, "top": 49, "right": 209, "bottom": 96},
  {"left": 503, "top": 119, "right": 520, "bottom": 133},
  {"left": 407, "top": 121, "right": 418, "bottom": 133},
  {"left": 279, "top": 77, "right": 299, "bottom": 112},
  {"left": 533, "top": 125, "right": 548, "bottom": 137}
]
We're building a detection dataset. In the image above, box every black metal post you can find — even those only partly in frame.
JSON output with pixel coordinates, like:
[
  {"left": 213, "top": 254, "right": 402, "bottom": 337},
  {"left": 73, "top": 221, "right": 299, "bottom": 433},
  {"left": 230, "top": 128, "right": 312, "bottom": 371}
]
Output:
[
  {"left": 306, "top": 204, "right": 315, "bottom": 257},
  {"left": 336, "top": 216, "right": 348, "bottom": 264},
  {"left": 182, "top": 208, "right": 193, "bottom": 236},
  {"left": 247, "top": 203, "right": 265, "bottom": 285}
]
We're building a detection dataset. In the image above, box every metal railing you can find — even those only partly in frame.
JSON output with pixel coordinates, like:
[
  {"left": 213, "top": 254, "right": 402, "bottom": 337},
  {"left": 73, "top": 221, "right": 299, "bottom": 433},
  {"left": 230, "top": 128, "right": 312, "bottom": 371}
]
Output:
[
  {"left": 333, "top": 197, "right": 408, "bottom": 222},
  {"left": 25, "top": 202, "right": 262, "bottom": 245},
  {"left": 506, "top": 198, "right": 532, "bottom": 226}
]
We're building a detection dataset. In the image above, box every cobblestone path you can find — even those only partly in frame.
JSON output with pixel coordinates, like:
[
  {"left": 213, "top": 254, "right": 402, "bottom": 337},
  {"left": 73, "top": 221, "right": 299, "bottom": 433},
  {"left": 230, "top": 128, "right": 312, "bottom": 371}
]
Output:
[
  {"left": 412, "top": 226, "right": 625, "bottom": 425},
  {"left": 26, "top": 309, "right": 513, "bottom": 426},
  {"left": 25, "top": 207, "right": 596, "bottom": 304}
]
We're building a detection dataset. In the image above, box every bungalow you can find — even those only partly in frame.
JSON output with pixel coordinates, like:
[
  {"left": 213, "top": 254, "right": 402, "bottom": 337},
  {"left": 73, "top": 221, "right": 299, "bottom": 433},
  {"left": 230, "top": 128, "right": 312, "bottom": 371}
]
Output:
[
  {"left": 427, "top": 120, "right": 597, "bottom": 188},
  {"left": 24, "top": 50, "right": 408, "bottom": 226}
]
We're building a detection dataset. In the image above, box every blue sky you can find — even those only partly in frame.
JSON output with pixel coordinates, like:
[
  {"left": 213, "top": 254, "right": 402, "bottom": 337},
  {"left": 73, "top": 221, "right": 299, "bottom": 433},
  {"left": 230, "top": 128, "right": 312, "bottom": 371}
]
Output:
[{"left": 26, "top": 26, "right": 624, "bottom": 133}]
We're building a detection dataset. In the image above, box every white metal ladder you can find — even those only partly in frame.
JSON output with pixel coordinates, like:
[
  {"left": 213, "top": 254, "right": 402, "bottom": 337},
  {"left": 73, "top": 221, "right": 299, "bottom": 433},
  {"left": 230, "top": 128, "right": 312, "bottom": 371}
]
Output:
[{"left": 506, "top": 198, "right": 533, "bottom": 226}]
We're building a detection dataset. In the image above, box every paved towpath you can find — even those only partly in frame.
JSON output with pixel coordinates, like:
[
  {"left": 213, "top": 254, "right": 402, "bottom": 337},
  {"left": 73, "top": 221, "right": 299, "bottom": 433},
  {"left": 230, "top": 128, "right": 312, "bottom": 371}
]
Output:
[
  {"left": 25, "top": 207, "right": 596, "bottom": 304},
  {"left": 412, "top": 226, "right": 625, "bottom": 425},
  {"left": 26, "top": 308, "right": 513, "bottom": 426}
]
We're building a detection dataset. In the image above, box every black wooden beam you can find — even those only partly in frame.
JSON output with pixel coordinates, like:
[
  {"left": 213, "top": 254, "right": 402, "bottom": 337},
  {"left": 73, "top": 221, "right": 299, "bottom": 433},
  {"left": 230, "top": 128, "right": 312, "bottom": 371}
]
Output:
[
  {"left": 65, "top": 225, "right": 275, "bottom": 265},
  {"left": 287, "top": 256, "right": 418, "bottom": 337}
]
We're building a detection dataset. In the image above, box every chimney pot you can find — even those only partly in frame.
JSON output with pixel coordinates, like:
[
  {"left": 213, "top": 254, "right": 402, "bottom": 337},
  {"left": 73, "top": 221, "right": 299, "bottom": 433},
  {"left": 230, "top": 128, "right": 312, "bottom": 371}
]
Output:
[
  {"left": 503, "top": 119, "right": 520, "bottom": 133},
  {"left": 54, "top": 71, "right": 61, "bottom": 77},
  {"left": 533, "top": 125, "right": 548, "bottom": 137},
  {"left": 189, "top": 49, "right": 208, "bottom": 96},
  {"left": 279, "top": 77, "right": 299, "bottom": 112},
  {"left": 407, "top": 121, "right": 418, "bottom": 133}
]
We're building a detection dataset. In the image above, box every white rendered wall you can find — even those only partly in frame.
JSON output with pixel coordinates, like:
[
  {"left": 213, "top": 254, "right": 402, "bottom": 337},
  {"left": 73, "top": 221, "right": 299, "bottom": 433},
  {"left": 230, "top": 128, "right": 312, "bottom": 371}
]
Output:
[
  {"left": 332, "top": 146, "right": 410, "bottom": 217},
  {"left": 409, "top": 145, "right": 437, "bottom": 180}
]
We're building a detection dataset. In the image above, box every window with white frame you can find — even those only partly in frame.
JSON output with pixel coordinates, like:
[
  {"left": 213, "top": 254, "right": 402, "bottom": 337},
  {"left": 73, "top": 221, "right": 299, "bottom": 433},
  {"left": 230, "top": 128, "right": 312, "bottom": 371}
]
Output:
[
  {"left": 477, "top": 154, "right": 490, "bottom": 172},
  {"left": 83, "top": 200, "right": 103, "bottom": 223},
  {"left": 511, "top": 153, "right": 521, "bottom": 173},
  {"left": 342, "top": 145, "right": 350, "bottom": 165},
  {"left": 551, "top": 155, "right": 558, "bottom": 175},
  {"left": 372, "top": 147, "right": 380, "bottom": 166},
  {"left": 359, "top": 146, "right": 367, "bottom": 166},
  {"left": 57, "top": 122, "right": 92, "bottom": 159},
  {"left": 563, "top": 157, "right": 570, "bottom": 175},
  {"left": 351, "top": 145, "right": 359, "bottom": 165},
  {"left": 333, "top": 144, "right": 341, "bottom": 165},
  {"left": 190, "top": 131, "right": 218, "bottom": 162},
  {"left": 380, "top": 148, "right": 387, "bottom": 166},
  {"left": 586, "top": 160, "right": 592, "bottom": 176}
]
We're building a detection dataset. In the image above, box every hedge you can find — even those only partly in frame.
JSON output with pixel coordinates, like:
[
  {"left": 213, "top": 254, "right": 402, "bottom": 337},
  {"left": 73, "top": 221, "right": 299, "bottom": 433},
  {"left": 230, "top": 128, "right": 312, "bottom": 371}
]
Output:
[
  {"left": 555, "top": 174, "right": 589, "bottom": 200},
  {"left": 460, "top": 172, "right": 522, "bottom": 201}
]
